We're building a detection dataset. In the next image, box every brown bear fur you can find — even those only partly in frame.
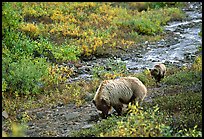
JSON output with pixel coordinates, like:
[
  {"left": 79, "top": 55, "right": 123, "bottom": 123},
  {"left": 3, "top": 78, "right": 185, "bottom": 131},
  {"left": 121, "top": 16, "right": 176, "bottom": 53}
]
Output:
[
  {"left": 150, "top": 63, "right": 166, "bottom": 83},
  {"left": 92, "top": 77, "right": 147, "bottom": 118}
]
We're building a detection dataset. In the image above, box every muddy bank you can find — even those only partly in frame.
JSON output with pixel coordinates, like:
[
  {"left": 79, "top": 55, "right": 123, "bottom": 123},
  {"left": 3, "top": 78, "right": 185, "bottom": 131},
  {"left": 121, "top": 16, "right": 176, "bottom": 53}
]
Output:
[{"left": 25, "top": 103, "right": 99, "bottom": 137}]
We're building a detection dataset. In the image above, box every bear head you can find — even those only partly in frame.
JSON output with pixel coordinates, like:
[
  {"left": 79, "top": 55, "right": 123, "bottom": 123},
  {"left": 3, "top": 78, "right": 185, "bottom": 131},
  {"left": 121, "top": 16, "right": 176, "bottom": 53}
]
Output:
[
  {"left": 92, "top": 98, "right": 111, "bottom": 118},
  {"left": 150, "top": 68, "right": 159, "bottom": 78}
]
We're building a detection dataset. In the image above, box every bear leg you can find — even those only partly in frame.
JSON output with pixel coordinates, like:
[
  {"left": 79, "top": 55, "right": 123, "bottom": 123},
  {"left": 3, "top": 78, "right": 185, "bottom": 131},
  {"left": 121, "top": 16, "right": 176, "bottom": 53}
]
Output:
[
  {"left": 113, "top": 104, "right": 123, "bottom": 116},
  {"left": 101, "top": 109, "right": 109, "bottom": 119}
]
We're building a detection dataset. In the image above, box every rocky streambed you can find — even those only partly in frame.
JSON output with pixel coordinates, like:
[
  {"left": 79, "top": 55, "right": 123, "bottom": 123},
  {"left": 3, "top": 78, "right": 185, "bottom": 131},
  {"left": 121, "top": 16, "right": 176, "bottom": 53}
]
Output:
[
  {"left": 64, "top": 2, "right": 202, "bottom": 82},
  {"left": 23, "top": 2, "right": 202, "bottom": 137}
]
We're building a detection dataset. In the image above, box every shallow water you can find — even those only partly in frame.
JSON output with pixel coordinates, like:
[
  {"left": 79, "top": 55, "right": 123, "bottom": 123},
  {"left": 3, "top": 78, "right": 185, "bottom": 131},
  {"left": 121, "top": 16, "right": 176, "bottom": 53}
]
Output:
[
  {"left": 69, "top": 2, "right": 202, "bottom": 81},
  {"left": 122, "top": 2, "right": 202, "bottom": 73}
]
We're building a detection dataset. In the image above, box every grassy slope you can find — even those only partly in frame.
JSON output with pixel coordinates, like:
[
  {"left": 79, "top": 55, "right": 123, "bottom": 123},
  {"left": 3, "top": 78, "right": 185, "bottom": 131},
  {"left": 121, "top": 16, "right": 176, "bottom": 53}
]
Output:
[{"left": 3, "top": 2, "right": 185, "bottom": 61}]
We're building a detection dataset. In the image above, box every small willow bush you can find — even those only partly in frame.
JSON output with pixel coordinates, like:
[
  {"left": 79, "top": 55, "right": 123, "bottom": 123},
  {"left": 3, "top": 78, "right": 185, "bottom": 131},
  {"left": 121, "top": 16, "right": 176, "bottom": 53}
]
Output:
[
  {"left": 3, "top": 57, "right": 49, "bottom": 95},
  {"left": 100, "top": 103, "right": 171, "bottom": 137}
]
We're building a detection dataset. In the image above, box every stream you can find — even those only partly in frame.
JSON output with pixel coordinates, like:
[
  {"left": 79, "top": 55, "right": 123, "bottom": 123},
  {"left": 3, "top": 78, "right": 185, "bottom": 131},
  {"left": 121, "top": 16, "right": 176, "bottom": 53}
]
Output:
[{"left": 67, "top": 2, "right": 202, "bottom": 82}]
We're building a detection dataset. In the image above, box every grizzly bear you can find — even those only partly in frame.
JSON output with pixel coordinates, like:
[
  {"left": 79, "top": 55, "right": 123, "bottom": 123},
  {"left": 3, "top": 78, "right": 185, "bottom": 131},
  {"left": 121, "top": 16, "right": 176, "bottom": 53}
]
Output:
[
  {"left": 92, "top": 77, "right": 147, "bottom": 118},
  {"left": 150, "top": 63, "right": 166, "bottom": 83}
]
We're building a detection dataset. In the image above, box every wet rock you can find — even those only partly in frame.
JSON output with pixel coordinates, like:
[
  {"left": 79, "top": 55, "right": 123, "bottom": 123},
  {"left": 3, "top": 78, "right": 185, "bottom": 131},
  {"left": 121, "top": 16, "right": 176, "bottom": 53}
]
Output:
[
  {"left": 72, "top": 121, "right": 80, "bottom": 125},
  {"left": 2, "top": 111, "right": 8, "bottom": 119},
  {"left": 27, "top": 121, "right": 34, "bottom": 127},
  {"left": 191, "top": 54, "right": 196, "bottom": 58},
  {"left": 113, "top": 56, "right": 117, "bottom": 60},
  {"left": 137, "top": 55, "right": 143, "bottom": 58},
  {"left": 53, "top": 111, "right": 60, "bottom": 117},
  {"left": 174, "top": 32, "right": 181, "bottom": 36},
  {"left": 105, "top": 65, "right": 112, "bottom": 71},
  {"left": 51, "top": 105, "right": 57, "bottom": 109},
  {"left": 64, "top": 112, "right": 80, "bottom": 121},
  {"left": 16, "top": 113, "right": 23, "bottom": 120},
  {"left": 157, "top": 44, "right": 165, "bottom": 48},
  {"left": 121, "top": 56, "right": 130, "bottom": 61},
  {"left": 59, "top": 127, "right": 68, "bottom": 134},
  {"left": 36, "top": 112, "right": 46, "bottom": 119},
  {"left": 77, "top": 69, "right": 86, "bottom": 74},
  {"left": 174, "top": 37, "right": 178, "bottom": 41},
  {"left": 185, "top": 54, "right": 196, "bottom": 60},
  {"left": 184, "top": 52, "right": 191, "bottom": 56},
  {"left": 82, "top": 124, "right": 94, "bottom": 129},
  {"left": 175, "top": 27, "right": 184, "bottom": 32},
  {"left": 135, "top": 52, "right": 141, "bottom": 56},
  {"left": 179, "top": 59, "right": 185, "bottom": 63},
  {"left": 57, "top": 102, "right": 64, "bottom": 107},
  {"left": 131, "top": 58, "right": 138, "bottom": 62},
  {"left": 152, "top": 59, "right": 160, "bottom": 62},
  {"left": 128, "top": 67, "right": 138, "bottom": 70},
  {"left": 61, "top": 124, "right": 68, "bottom": 131},
  {"left": 92, "top": 56, "right": 97, "bottom": 60},
  {"left": 66, "top": 103, "right": 75, "bottom": 108},
  {"left": 78, "top": 66, "right": 91, "bottom": 73},
  {"left": 26, "top": 130, "right": 36, "bottom": 137},
  {"left": 84, "top": 92, "right": 94, "bottom": 102}
]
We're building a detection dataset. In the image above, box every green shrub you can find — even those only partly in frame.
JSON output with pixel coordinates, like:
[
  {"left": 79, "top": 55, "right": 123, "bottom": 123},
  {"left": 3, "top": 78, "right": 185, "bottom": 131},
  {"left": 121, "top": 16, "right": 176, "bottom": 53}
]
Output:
[
  {"left": 117, "top": 18, "right": 162, "bottom": 35},
  {"left": 100, "top": 103, "right": 172, "bottom": 137},
  {"left": 149, "top": 2, "right": 185, "bottom": 9},
  {"left": 175, "top": 125, "right": 202, "bottom": 137},
  {"left": 72, "top": 103, "right": 174, "bottom": 137},
  {"left": 3, "top": 32, "right": 37, "bottom": 59},
  {"left": 149, "top": 2, "right": 176, "bottom": 9},
  {"left": 72, "top": 100, "right": 202, "bottom": 137},
  {"left": 52, "top": 43, "right": 81, "bottom": 62},
  {"left": 192, "top": 55, "right": 202, "bottom": 71},
  {"left": 198, "top": 27, "right": 202, "bottom": 37},
  {"left": 4, "top": 56, "right": 49, "bottom": 95},
  {"left": 2, "top": 79, "right": 7, "bottom": 92},
  {"left": 163, "top": 70, "right": 201, "bottom": 86},
  {"left": 149, "top": 2, "right": 168, "bottom": 9},
  {"left": 164, "top": 7, "right": 185, "bottom": 21},
  {"left": 92, "top": 59, "right": 128, "bottom": 79},
  {"left": 135, "top": 69, "right": 155, "bottom": 86},
  {"left": 62, "top": 82, "right": 86, "bottom": 107},
  {"left": 2, "top": 2, "right": 23, "bottom": 34},
  {"left": 150, "top": 91, "right": 202, "bottom": 132},
  {"left": 116, "top": 7, "right": 184, "bottom": 36},
  {"left": 3, "top": 122, "right": 27, "bottom": 137}
]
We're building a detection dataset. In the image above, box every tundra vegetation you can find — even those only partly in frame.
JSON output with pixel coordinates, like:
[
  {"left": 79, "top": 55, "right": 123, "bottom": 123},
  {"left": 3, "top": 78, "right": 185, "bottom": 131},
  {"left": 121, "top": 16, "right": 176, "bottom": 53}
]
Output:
[{"left": 2, "top": 2, "right": 202, "bottom": 137}]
